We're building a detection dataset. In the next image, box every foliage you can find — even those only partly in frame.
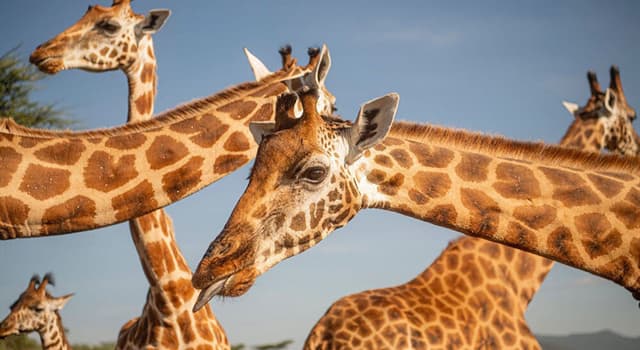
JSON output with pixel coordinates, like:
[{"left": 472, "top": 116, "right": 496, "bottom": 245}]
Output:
[
  {"left": 0, "top": 47, "right": 71, "bottom": 128},
  {"left": 253, "top": 339, "right": 294, "bottom": 350},
  {"left": 0, "top": 334, "right": 39, "bottom": 350},
  {"left": 72, "top": 342, "right": 116, "bottom": 350},
  {"left": 231, "top": 344, "right": 246, "bottom": 350},
  {"left": 0, "top": 334, "right": 116, "bottom": 350}
]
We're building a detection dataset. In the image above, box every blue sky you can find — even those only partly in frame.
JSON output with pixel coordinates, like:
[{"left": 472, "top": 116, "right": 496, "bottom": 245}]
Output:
[{"left": 1, "top": 0, "right": 640, "bottom": 347}]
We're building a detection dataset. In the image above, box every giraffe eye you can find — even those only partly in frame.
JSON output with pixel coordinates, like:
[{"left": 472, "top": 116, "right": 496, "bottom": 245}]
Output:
[
  {"left": 97, "top": 20, "right": 121, "bottom": 34},
  {"left": 31, "top": 306, "right": 44, "bottom": 313},
  {"left": 300, "top": 166, "right": 327, "bottom": 184}
]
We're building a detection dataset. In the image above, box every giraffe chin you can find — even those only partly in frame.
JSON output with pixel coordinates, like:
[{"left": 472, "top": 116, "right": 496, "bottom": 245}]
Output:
[
  {"left": 32, "top": 57, "right": 64, "bottom": 74},
  {"left": 193, "top": 269, "right": 258, "bottom": 311},
  {"left": 0, "top": 328, "right": 19, "bottom": 339},
  {"left": 193, "top": 277, "right": 228, "bottom": 312}
]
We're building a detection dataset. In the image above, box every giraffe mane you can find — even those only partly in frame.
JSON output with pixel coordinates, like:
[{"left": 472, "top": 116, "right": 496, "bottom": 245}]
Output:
[
  {"left": 389, "top": 120, "right": 640, "bottom": 173},
  {"left": 0, "top": 67, "right": 306, "bottom": 139}
]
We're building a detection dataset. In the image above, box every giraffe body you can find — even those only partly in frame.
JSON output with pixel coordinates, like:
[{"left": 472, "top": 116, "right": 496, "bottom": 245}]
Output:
[
  {"left": 0, "top": 274, "right": 73, "bottom": 350},
  {"left": 193, "top": 89, "right": 640, "bottom": 307},
  {"left": 304, "top": 66, "right": 640, "bottom": 350},
  {"left": 1, "top": 39, "right": 334, "bottom": 240},
  {"left": 304, "top": 237, "right": 551, "bottom": 350},
  {"left": 30, "top": 3, "right": 233, "bottom": 347}
]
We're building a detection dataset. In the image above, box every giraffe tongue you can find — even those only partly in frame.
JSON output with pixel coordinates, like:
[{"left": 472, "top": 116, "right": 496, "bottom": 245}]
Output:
[{"left": 193, "top": 278, "right": 227, "bottom": 312}]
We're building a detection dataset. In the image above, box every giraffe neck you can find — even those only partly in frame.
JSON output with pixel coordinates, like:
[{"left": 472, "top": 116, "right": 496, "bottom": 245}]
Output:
[
  {"left": 355, "top": 122, "right": 640, "bottom": 293},
  {"left": 0, "top": 67, "right": 308, "bottom": 239},
  {"left": 124, "top": 36, "right": 157, "bottom": 123},
  {"left": 413, "top": 237, "right": 553, "bottom": 308},
  {"left": 38, "top": 313, "right": 71, "bottom": 350}
]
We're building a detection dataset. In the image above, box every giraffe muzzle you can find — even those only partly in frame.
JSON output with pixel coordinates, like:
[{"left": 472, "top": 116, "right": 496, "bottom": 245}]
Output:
[{"left": 192, "top": 277, "right": 229, "bottom": 312}]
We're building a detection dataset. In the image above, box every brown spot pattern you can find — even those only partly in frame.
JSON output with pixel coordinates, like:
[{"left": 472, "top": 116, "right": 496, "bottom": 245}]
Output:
[
  {"left": 408, "top": 143, "right": 454, "bottom": 168},
  {"left": 460, "top": 188, "right": 501, "bottom": 235},
  {"left": 216, "top": 100, "right": 257, "bottom": 120},
  {"left": 389, "top": 148, "right": 413, "bottom": 168},
  {"left": 41, "top": 195, "right": 96, "bottom": 233},
  {"left": 162, "top": 156, "right": 204, "bottom": 202},
  {"left": 223, "top": 132, "right": 251, "bottom": 152},
  {"left": 33, "top": 140, "right": 85, "bottom": 165},
  {"left": 512, "top": 205, "right": 556, "bottom": 230},
  {"left": 611, "top": 188, "right": 640, "bottom": 229},
  {"left": 0, "top": 146, "right": 21, "bottom": 187},
  {"left": 19, "top": 164, "right": 70, "bottom": 200},
  {"left": 189, "top": 114, "right": 229, "bottom": 147},
  {"left": 574, "top": 213, "right": 621, "bottom": 259},
  {"left": 455, "top": 152, "right": 491, "bottom": 182},
  {"left": 493, "top": 163, "right": 540, "bottom": 200},
  {"left": 374, "top": 154, "right": 393, "bottom": 168},
  {"left": 413, "top": 171, "right": 451, "bottom": 200},
  {"left": 379, "top": 173, "right": 404, "bottom": 196},
  {"left": 135, "top": 91, "right": 153, "bottom": 116},
  {"left": 105, "top": 134, "right": 147, "bottom": 149},
  {"left": 213, "top": 154, "right": 249, "bottom": 175},
  {"left": 290, "top": 212, "right": 307, "bottom": 231},
  {"left": 540, "top": 167, "right": 600, "bottom": 207},
  {"left": 84, "top": 151, "right": 137, "bottom": 192},
  {"left": 249, "top": 103, "right": 274, "bottom": 122},
  {"left": 587, "top": 174, "right": 624, "bottom": 198},
  {"left": 146, "top": 135, "right": 189, "bottom": 170},
  {"left": 0, "top": 196, "right": 29, "bottom": 228},
  {"left": 505, "top": 222, "right": 536, "bottom": 250},
  {"left": 112, "top": 180, "right": 158, "bottom": 221},
  {"left": 140, "top": 63, "right": 154, "bottom": 83}
]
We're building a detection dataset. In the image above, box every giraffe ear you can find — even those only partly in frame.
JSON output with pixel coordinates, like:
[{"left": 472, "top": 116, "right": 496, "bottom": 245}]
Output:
[
  {"left": 305, "top": 44, "right": 332, "bottom": 88},
  {"left": 604, "top": 88, "right": 618, "bottom": 112},
  {"left": 315, "top": 44, "right": 331, "bottom": 86},
  {"left": 138, "top": 9, "right": 171, "bottom": 35},
  {"left": 346, "top": 93, "right": 400, "bottom": 164},
  {"left": 50, "top": 294, "right": 74, "bottom": 311},
  {"left": 249, "top": 121, "right": 277, "bottom": 144},
  {"left": 562, "top": 101, "right": 579, "bottom": 116},
  {"left": 244, "top": 48, "right": 272, "bottom": 81}
]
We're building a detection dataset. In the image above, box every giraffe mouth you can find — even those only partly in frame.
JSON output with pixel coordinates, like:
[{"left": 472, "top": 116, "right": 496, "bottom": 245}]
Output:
[
  {"left": 30, "top": 56, "right": 64, "bottom": 74},
  {"left": 0, "top": 328, "right": 19, "bottom": 339},
  {"left": 193, "top": 276, "right": 229, "bottom": 312}
]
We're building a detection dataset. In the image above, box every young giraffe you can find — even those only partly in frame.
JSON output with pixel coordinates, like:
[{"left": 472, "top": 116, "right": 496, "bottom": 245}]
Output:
[
  {"left": 304, "top": 237, "right": 552, "bottom": 350},
  {"left": 303, "top": 66, "right": 640, "bottom": 350},
  {"left": 0, "top": 44, "right": 333, "bottom": 239},
  {"left": 31, "top": 2, "right": 232, "bottom": 347},
  {"left": 192, "top": 88, "right": 640, "bottom": 308},
  {"left": 0, "top": 274, "right": 73, "bottom": 350}
]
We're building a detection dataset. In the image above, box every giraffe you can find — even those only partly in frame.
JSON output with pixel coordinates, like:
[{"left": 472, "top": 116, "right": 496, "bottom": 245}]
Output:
[
  {"left": 303, "top": 237, "right": 552, "bottom": 350},
  {"left": 0, "top": 44, "right": 333, "bottom": 239},
  {"left": 303, "top": 65, "right": 640, "bottom": 350},
  {"left": 30, "top": 1, "right": 232, "bottom": 347},
  {"left": 191, "top": 88, "right": 640, "bottom": 309},
  {"left": 29, "top": 0, "right": 170, "bottom": 122},
  {"left": 560, "top": 66, "right": 638, "bottom": 156},
  {"left": 0, "top": 274, "right": 73, "bottom": 350}
]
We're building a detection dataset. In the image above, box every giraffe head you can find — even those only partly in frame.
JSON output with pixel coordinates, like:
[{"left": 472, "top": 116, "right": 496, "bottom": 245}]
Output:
[
  {"left": 192, "top": 89, "right": 399, "bottom": 309},
  {"left": 244, "top": 44, "right": 336, "bottom": 116},
  {"left": 30, "top": 0, "right": 170, "bottom": 74},
  {"left": 561, "top": 66, "right": 639, "bottom": 156},
  {"left": 0, "top": 274, "right": 73, "bottom": 338}
]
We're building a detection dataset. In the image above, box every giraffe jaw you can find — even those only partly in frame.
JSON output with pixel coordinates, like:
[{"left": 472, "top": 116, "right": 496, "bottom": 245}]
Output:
[
  {"left": 30, "top": 56, "right": 64, "bottom": 74},
  {"left": 0, "top": 325, "right": 19, "bottom": 339},
  {"left": 192, "top": 277, "right": 228, "bottom": 312}
]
